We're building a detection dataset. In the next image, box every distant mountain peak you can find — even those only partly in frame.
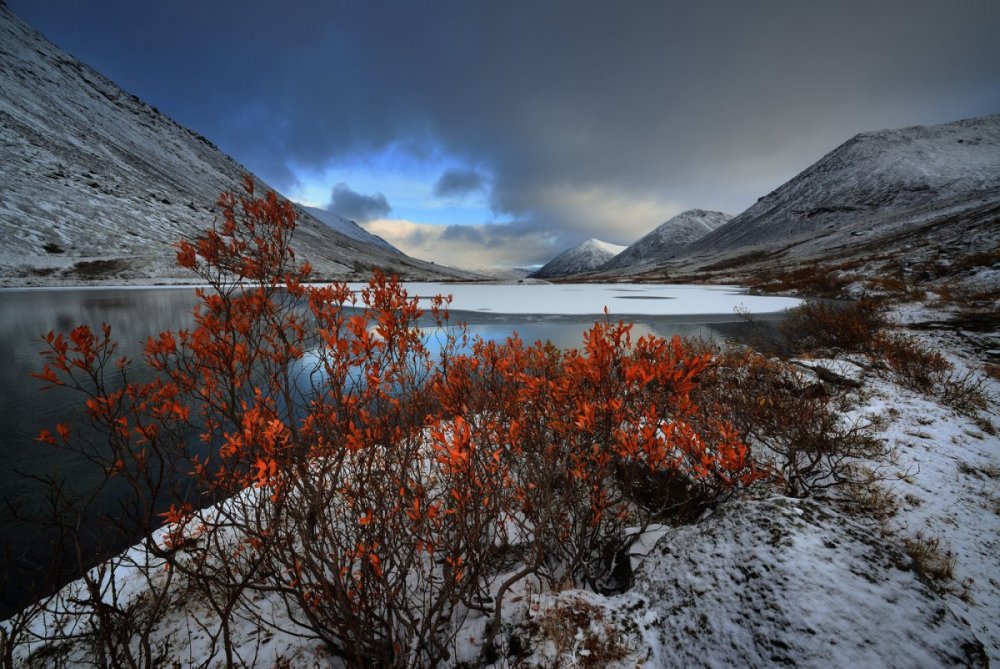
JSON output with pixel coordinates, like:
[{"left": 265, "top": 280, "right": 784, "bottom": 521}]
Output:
[
  {"left": 598, "top": 209, "right": 730, "bottom": 273},
  {"left": 580, "top": 238, "right": 626, "bottom": 253},
  {"left": 530, "top": 238, "right": 626, "bottom": 279}
]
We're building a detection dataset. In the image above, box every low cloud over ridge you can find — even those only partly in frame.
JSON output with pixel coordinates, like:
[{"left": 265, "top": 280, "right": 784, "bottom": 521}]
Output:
[
  {"left": 327, "top": 183, "right": 391, "bottom": 223},
  {"left": 365, "top": 218, "right": 559, "bottom": 270}
]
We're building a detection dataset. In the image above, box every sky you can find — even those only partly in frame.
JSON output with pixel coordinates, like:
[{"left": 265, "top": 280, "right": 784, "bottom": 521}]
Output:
[{"left": 8, "top": 1, "right": 1000, "bottom": 269}]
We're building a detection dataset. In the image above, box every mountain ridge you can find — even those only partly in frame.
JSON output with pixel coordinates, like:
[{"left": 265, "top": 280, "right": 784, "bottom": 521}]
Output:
[
  {"left": 299, "top": 205, "right": 402, "bottom": 256},
  {"left": 530, "top": 238, "right": 626, "bottom": 279},
  {"left": 0, "top": 5, "right": 475, "bottom": 286},
  {"left": 675, "top": 114, "right": 1000, "bottom": 269},
  {"left": 598, "top": 209, "right": 730, "bottom": 274}
]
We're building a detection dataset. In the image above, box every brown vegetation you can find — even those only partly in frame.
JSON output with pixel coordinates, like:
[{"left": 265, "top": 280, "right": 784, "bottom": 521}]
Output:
[
  {"left": 9, "top": 180, "right": 991, "bottom": 667},
  {"left": 12, "top": 180, "right": 763, "bottom": 668},
  {"left": 746, "top": 262, "right": 854, "bottom": 297},
  {"left": 692, "top": 346, "right": 884, "bottom": 498}
]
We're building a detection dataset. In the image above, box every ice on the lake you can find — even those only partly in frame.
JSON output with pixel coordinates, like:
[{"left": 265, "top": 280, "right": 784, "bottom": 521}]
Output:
[{"left": 352, "top": 282, "right": 802, "bottom": 316}]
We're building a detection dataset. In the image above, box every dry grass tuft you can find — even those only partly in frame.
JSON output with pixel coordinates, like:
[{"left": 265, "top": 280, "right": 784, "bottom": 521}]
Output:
[
  {"left": 904, "top": 533, "right": 956, "bottom": 591},
  {"left": 843, "top": 474, "right": 900, "bottom": 522},
  {"left": 519, "top": 597, "right": 635, "bottom": 669}
]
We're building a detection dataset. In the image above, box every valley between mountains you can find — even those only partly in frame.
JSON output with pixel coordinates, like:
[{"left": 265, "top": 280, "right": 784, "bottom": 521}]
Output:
[{"left": 1, "top": 3, "right": 998, "bottom": 667}]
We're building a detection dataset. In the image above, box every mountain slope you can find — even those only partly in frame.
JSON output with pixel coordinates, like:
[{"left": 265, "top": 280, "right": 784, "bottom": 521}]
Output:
[
  {"left": 599, "top": 209, "right": 730, "bottom": 273},
  {"left": 674, "top": 114, "right": 1000, "bottom": 271},
  {"left": 0, "top": 5, "right": 474, "bottom": 285},
  {"left": 299, "top": 205, "right": 402, "bottom": 256},
  {"left": 530, "top": 238, "right": 626, "bottom": 279}
]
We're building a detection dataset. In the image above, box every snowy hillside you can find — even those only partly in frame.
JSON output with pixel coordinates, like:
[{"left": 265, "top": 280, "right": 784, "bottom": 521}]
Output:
[
  {"left": 599, "top": 209, "right": 730, "bottom": 273},
  {"left": 0, "top": 5, "right": 473, "bottom": 285},
  {"left": 674, "top": 114, "right": 1000, "bottom": 272},
  {"left": 299, "top": 205, "right": 401, "bottom": 256},
  {"left": 530, "top": 238, "right": 626, "bottom": 279}
]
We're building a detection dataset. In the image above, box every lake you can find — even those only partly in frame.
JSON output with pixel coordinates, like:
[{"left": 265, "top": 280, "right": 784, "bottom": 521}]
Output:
[{"left": 0, "top": 283, "right": 800, "bottom": 616}]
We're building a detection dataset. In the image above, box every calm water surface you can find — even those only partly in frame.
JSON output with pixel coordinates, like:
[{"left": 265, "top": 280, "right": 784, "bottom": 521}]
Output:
[{"left": 0, "top": 285, "right": 782, "bottom": 616}]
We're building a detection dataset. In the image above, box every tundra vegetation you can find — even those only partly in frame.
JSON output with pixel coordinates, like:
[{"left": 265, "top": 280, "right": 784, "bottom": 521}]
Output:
[{"left": 2, "top": 180, "right": 990, "bottom": 668}]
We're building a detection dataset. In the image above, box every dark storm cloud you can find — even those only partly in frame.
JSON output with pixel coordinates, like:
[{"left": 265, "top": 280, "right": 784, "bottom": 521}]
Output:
[
  {"left": 433, "top": 169, "right": 485, "bottom": 198},
  {"left": 12, "top": 0, "right": 1000, "bottom": 258},
  {"left": 327, "top": 183, "right": 390, "bottom": 223}
]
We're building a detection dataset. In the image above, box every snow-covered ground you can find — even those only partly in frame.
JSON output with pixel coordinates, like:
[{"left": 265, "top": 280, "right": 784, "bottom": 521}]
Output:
[
  {"left": 497, "top": 303, "right": 1000, "bottom": 668},
  {"left": 3, "top": 301, "right": 997, "bottom": 668},
  {"left": 857, "top": 313, "right": 1000, "bottom": 662}
]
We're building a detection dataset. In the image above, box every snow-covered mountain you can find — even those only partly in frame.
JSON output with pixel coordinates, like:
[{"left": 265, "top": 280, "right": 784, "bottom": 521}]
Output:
[
  {"left": 599, "top": 209, "right": 730, "bottom": 273},
  {"left": 530, "top": 238, "right": 626, "bottom": 279},
  {"left": 673, "top": 114, "right": 1000, "bottom": 272},
  {"left": 0, "top": 5, "right": 474, "bottom": 285},
  {"left": 299, "top": 205, "right": 402, "bottom": 256}
]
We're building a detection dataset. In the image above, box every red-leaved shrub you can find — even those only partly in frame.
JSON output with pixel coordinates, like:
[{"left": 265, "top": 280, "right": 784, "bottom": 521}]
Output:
[{"left": 29, "top": 179, "right": 760, "bottom": 668}]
